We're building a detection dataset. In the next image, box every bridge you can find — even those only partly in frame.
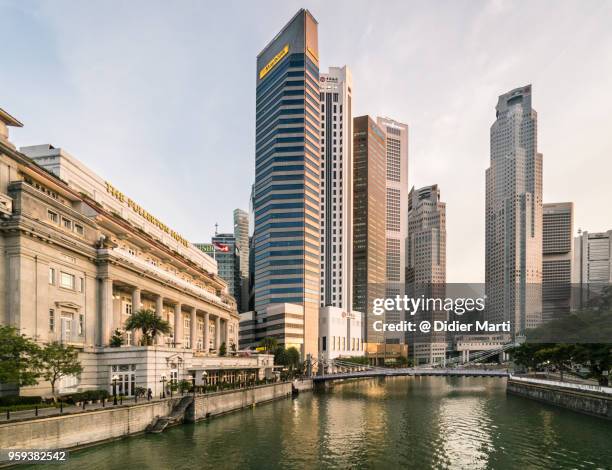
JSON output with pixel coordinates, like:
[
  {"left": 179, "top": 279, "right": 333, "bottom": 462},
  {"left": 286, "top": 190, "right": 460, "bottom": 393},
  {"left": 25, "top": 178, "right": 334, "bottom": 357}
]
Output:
[
  {"left": 308, "top": 342, "right": 516, "bottom": 382},
  {"left": 312, "top": 367, "right": 508, "bottom": 382}
]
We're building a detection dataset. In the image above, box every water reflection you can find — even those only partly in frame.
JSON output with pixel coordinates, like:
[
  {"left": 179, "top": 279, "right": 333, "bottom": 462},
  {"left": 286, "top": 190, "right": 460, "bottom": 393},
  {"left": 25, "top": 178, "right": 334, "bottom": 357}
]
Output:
[{"left": 24, "top": 377, "right": 612, "bottom": 470}]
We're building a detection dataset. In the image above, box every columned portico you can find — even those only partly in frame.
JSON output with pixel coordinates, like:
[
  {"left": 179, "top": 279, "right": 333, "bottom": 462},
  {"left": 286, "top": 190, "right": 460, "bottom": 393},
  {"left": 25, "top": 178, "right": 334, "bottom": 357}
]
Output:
[{"left": 131, "top": 287, "right": 141, "bottom": 345}]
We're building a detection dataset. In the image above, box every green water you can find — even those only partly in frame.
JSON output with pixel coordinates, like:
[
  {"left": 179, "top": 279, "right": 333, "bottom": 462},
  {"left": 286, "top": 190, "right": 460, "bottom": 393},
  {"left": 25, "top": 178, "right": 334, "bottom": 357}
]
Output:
[{"left": 26, "top": 377, "right": 612, "bottom": 469}]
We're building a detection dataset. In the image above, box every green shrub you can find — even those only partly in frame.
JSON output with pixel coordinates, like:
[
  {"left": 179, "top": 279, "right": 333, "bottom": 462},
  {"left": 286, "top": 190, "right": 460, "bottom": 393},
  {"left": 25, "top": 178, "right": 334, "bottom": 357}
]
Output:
[
  {"left": 0, "top": 395, "right": 42, "bottom": 406},
  {"left": 0, "top": 403, "right": 56, "bottom": 412}
]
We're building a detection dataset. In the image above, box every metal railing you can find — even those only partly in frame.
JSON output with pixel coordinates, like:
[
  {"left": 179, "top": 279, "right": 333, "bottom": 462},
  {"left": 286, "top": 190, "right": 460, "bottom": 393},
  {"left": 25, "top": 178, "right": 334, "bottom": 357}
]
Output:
[{"left": 509, "top": 374, "right": 612, "bottom": 395}]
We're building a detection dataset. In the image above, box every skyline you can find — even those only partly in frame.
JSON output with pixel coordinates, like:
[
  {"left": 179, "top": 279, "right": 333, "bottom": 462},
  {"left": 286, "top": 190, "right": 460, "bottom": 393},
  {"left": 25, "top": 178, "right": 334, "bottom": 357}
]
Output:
[{"left": 3, "top": 0, "right": 612, "bottom": 282}]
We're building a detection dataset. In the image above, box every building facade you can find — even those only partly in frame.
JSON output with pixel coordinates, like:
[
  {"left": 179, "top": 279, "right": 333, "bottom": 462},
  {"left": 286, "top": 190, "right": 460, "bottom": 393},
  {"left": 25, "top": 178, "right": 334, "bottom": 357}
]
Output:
[
  {"left": 319, "top": 66, "right": 353, "bottom": 312},
  {"left": 253, "top": 9, "right": 321, "bottom": 358},
  {"left": 406, "top": 185, "right": 447, "bottom": 364},
  {"left": 572, "top": 229, "right": 612, "bottom": 308},
  {"left": 377, "top": 117, "right": 408, "bottom": 344},
  {"left": 485, "top": 85, "right": 543, "bottom": 336},
  {"left": 542, "top": 202, "right": 573, "bottom": 321},
  {"left": 318, "top": 307, "right": 363, "bottom": 366},
  {"left": 233, "top": 208, "right": 250, "bottom": 313},
  {"left": 0, "top": 109, "right": 277, "bottom": 398},
  {"left": 352, "top": 116, "right": 386, "bottom": 344}
]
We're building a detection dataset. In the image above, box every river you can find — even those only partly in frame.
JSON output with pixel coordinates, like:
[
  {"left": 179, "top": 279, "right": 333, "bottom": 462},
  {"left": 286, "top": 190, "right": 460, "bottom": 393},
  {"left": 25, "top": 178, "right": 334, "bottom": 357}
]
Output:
[{"left": 24, "top": 377, "right": 612, "bottom": 469}]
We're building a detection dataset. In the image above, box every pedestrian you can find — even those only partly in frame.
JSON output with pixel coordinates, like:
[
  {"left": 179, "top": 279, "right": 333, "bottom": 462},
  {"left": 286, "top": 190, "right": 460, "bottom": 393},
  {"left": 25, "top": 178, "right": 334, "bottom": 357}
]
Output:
[{"left": 147, "top": 388, "right": 152, "bottom": 400}]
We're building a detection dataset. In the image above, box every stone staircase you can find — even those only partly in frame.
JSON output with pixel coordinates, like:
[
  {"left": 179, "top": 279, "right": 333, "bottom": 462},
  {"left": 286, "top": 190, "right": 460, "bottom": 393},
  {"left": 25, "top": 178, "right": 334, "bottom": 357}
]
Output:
[{"left": 146, "top": 395, "right": 193, "bottom": 434}]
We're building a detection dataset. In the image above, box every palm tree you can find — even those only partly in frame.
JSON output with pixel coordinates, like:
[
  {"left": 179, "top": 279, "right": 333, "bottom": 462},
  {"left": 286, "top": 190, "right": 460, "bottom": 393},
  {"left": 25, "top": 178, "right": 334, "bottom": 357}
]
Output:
[{"left": 124, "top": 309, "right": 172, "bottom": 346}]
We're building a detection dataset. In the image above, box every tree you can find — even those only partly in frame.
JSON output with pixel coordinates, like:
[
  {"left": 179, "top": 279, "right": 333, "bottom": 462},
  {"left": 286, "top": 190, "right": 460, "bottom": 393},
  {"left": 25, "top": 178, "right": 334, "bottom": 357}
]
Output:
[
  {"left": 109, "top": 329, "right": 124, "bottom": 347},
  {"left": 219, "top": 342, "right": 227, "bottom": 356},
  {"left": 259, "top": 337, "right": 278, "bottom": 354},
  {"left": 534, "top": 344, "right": 575, "bottom": 381},
  {"left": 39, "top": 342, "right": 83, "bottom": 402},
  {"left": 124, "top": 309, "right": 172, "bottom": 346},
  {"left": 285, "top": 347, "right": 300, "bottom": 370},
  {"left": 0, "top": 326, "right": 41, "bottom": 388}
]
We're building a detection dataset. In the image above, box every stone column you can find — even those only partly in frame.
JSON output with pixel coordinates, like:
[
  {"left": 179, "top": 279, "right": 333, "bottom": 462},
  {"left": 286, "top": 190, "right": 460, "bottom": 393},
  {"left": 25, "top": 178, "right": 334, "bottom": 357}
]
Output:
[
  {"left": 223, "top": 320, "right": 229, "bottom": 348},
  {"left": 155, "top": 295, "right": 164, "bottom": 345},
  {"left": 190, "top": 308, "right": 198, "bottom": 351},
  {"left": 131, "top": 287, "right": 141, "bottom": 346},
  {"left": 174, "top": 303, "right": 182, "bottom": 348},
  {"left": 215, "top": 316, "right": 221, "bottom": 352},
  {"left": 99, "top": 278, "right": 113, "bottom": 346},
  {"left": 203, "top": 312, "right": 210, "bottom": 353}
]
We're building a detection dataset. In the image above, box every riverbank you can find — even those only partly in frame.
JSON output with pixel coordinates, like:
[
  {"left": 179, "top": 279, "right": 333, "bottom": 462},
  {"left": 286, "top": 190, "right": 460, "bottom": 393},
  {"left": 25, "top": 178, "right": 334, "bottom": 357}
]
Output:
[
  {"left": 0, "top": 382, "right": 298, "bottom": 460},
  {"left": 507, "top": 375, "right": 612, "bottom": 420}
]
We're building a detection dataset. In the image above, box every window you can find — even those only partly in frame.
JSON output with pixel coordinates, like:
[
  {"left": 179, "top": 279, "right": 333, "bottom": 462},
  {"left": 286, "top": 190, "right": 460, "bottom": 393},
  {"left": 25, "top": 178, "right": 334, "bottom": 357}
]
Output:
[
  {"left": 49, "top": 267, "right": 55, "bottom": 285},
  {"left": 47, "top": 210, "right": 58, "bottom": 224},
  {"left": 49, "top": 309, "right": 55, "bottom": 332},
  {"left": 60, "top": 272, "right": 75, "bottom": 290},
  {"left": 78, "top": 314, "right": 84, "bottom": 335},
  {"left": 62, "top": 217, "right": 72, "bottom": 230},
  {"left": 78, "top": 277, "right": 84, "bottom": 293},
  {"left": 74, "top": 224, "right": 84, "bottom": 235},
  {"left": 125, "top": 302, "right": 132, "bottom": 315}
]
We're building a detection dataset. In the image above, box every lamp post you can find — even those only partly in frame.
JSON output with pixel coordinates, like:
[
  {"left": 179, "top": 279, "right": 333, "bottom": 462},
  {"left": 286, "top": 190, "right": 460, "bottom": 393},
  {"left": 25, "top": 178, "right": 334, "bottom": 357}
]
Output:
[
  {"left": 160, "top": 374, "right": 167, "bottom": 399},
  {"left": 112, "top": 374, "right": 119, "bottom": 405}
]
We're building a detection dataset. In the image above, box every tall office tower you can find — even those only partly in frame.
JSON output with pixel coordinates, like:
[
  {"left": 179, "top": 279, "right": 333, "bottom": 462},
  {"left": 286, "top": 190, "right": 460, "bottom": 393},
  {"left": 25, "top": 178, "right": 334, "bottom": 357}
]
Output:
[
  {"left": 572, "top": 229, "right": 612, "bottom": 308},
  {"left": 406, "top": 185, "right": 447, "bottom": 364},
  {"left": 353, "top": 116, "right": 386, "bottom": 344},
  {"left": 254, "top": 9, "right": 321, "bottom": 358},
  {"left": 485, "top": 85, "right": 543, "bottom": 336},
  {"left": 377, "top": 117, "right": 408, "bottom": 343},
  {"left": 210, "top": 233, "right": 241, "bottom": 308},
  {"left": 319, "top": 66, "right": 353, "bottom": 311},
  {"left": 234, "top": 208, "right": 250, "bottom": 312},
  {"left": 542, "top": 202, "right": 573, "bottom": 321}
]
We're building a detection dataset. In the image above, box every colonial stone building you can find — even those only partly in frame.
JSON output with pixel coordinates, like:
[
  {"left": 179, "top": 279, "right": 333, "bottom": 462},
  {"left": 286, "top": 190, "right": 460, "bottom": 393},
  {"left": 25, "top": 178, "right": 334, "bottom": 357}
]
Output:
[{"left": 0, "top": 107, "right": 273, "bottom": 397}]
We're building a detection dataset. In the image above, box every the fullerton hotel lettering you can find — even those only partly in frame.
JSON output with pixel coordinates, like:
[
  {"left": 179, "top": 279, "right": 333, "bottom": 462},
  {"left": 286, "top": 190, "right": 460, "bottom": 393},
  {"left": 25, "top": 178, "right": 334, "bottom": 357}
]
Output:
[{"left": 105, "top": 181, "right": 189, "bottom": 247}]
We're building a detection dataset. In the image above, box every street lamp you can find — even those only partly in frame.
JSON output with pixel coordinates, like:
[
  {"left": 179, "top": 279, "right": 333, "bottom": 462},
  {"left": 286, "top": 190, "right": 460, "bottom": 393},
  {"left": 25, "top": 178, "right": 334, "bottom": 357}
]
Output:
[
  {"left": 112, "top": 374, "right": 119, "bottom": 405},
  {"left": 160, "top": 374, "right": 167, "bottom": 399}
]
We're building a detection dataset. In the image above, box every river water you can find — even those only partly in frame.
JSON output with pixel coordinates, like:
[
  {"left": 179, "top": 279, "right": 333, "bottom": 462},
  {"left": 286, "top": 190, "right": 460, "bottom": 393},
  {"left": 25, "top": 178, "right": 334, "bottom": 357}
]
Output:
[{"left": 26, "top": 377, "right": 612, "bottom": 469}]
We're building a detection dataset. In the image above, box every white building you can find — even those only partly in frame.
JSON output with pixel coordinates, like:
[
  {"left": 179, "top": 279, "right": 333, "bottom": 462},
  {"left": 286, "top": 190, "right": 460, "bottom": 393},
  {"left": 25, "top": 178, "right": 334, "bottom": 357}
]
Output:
[
  {"left": 318, "top": 306, "right": 363, "bottom": 365},
  {"left": 377, "top": 116, "right": 408, "bottom": 343},
  {"left": 0, "top": 108, "right": 273, "bottom": 398},
  {"left": 319, "top": 66, "right": 353, "bottom": 312}
]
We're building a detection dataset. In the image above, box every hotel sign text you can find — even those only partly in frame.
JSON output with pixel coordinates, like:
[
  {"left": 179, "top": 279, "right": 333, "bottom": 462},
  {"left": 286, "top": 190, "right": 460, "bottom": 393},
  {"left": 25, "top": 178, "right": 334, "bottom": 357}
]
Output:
[{"left": 105, "top": 182, "right": 189, "bottom": 247}]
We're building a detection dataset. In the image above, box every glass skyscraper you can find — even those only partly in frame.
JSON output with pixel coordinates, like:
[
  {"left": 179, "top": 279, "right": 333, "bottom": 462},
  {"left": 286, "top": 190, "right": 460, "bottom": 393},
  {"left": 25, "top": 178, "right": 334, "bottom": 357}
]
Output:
[{"left": 254, "top": 9, "right": 321, "bottom": 358}]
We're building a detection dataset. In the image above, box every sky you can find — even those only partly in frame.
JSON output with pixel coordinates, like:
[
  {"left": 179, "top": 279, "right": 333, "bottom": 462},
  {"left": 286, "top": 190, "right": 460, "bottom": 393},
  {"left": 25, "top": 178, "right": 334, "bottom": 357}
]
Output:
[{"left": 2, "top": 0, "right": 612, "bottom": 282}]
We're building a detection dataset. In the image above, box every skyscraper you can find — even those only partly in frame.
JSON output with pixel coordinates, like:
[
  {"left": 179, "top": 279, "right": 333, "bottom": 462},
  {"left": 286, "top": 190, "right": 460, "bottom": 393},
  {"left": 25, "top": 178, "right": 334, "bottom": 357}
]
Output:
[
  {"left": 542, "top": 202, "right": 573, "bottom": 321},
  {"left": 353, "top": 115, "right": 386, "bottom": 344},
  {"left": 377, "top": 116, "right": 408, "bottom": 343},
  {"left": 253, "top": 9, "right": 321, "bottom": 358},
  {"left": 406, "top": 184, "right": 447, "bottom": 364},
  {"left": 485, "top": 85, "right": 543, "bottom": 336},
  {"left": 572, "top": 229, "right": 612, "bottom": 308},
  {"left": 319, "top": 66, "right": 353, "bottom": 311},
  {"left": 233, "top": 208, "right": 250, "bottom": 312}
]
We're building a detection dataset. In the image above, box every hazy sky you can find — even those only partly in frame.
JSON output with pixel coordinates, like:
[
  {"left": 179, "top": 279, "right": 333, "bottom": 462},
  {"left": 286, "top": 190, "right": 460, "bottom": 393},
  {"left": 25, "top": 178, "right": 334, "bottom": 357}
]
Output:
[{"left": 2, "top": 0, "right": 612, "bottom": 282}]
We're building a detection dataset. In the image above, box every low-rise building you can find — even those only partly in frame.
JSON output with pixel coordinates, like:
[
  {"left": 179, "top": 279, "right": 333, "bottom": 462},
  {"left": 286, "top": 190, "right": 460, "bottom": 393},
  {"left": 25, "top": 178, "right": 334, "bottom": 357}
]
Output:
[
  {"left": 0, "top": 107, "right": 272, "bottom": 397},
  {"left": 318, "top": 307, "right": 363, "bottom": 365}
]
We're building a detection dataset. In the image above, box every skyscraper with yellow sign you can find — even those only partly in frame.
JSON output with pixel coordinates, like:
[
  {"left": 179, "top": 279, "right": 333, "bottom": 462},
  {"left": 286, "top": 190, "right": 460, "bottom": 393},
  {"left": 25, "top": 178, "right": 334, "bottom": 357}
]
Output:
[{"left": 253, "top": 9, "right": 321, "bottom": 359}]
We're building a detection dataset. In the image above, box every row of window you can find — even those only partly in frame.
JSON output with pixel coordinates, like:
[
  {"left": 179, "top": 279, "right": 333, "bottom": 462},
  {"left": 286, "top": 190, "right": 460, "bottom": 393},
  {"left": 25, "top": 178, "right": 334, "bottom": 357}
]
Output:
[{"left": 47, "top": 210, "right": 85, "bottom": 235}]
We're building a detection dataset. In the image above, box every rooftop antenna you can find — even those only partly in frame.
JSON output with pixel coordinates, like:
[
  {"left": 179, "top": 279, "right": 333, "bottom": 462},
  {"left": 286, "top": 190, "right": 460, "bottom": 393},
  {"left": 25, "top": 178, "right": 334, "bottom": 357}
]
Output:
[{"left": 214, "top": 222, "right": 219, "bottom": 236}]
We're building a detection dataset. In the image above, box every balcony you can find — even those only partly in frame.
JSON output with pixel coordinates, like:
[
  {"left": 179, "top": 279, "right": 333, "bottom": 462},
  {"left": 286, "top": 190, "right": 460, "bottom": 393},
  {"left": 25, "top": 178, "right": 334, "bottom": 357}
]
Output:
[{"left": 102, "top": 247, "right": 234, "bottom": 310}]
